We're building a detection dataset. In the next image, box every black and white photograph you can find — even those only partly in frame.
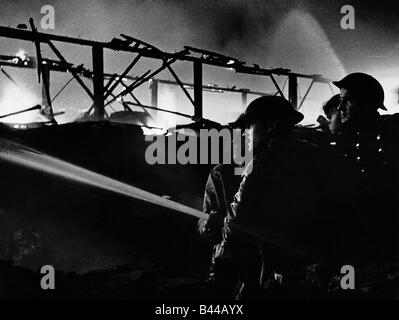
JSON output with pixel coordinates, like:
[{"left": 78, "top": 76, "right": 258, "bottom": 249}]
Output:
[{"left": 0, "top": 0, "right": 398, "bottom": 306}]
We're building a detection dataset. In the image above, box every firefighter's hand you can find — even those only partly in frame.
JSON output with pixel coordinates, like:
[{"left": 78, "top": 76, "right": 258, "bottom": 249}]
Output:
[{"left": 204, "top": 211, "right": 225, "bottom": 244}]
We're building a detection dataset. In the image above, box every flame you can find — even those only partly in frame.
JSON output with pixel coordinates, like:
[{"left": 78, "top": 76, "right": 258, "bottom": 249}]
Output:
[
  {"left": 147, "top": 85, "right": 178, "bottom": 129},
  {"left": 0, "top": 84, "right": 42, "bottom": 123},
  {"left": 15, "top": 49, "right": 28, "bottom": 61}
]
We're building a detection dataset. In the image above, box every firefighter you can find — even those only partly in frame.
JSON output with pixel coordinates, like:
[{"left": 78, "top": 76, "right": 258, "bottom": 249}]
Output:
[
  {"left": 202, "top": 96, "right": 362, "bottom": 299},
  {"left": 331, "top": 73, "right": 398, "bottom": 265}
]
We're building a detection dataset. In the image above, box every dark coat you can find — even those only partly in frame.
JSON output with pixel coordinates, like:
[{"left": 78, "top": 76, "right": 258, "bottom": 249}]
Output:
[
  {"left": 198, "top": 164, "right": 242, "bottom": 287},
  {"left": 224, "top": 136, "right": 365, "bottom": 265},
  {"left": 328, "top": 114, "right": 399, "bottom": 263}
]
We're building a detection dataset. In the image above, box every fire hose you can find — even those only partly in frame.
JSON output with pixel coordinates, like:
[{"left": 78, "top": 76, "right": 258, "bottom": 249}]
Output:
[{"left": 0, "top": 138, "right": 309, "bottom": 259}]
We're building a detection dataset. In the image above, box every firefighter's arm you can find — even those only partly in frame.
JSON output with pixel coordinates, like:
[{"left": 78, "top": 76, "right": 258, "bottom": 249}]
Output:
[
  {"left": 198, "top": 167, "right": 225, "bottom": 244},
  {"left": 224, "top": 160, "right": 259, "bottom": 241}
]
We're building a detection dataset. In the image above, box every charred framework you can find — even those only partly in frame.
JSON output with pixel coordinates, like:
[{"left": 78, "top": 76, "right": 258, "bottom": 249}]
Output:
[{"left": 0, "top": 20, "right": 333, "bottom": 125}]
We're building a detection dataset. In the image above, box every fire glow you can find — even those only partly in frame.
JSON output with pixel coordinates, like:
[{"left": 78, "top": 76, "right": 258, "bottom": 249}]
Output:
[{"left": 0, "top": 84, "right": 41, "bottom": 123}]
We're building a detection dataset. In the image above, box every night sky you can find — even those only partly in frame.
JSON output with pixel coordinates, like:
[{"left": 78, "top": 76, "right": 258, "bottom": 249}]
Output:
[{"left": 1, "top": 0, "right": 399, "bottom": 125}]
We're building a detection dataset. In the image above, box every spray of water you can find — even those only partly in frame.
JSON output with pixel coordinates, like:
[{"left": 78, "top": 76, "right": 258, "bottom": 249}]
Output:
[
  {"left": 0, "top": 138, "right": 312, "bottom": 258},
  {"left": 0, "top": 138, "right": 206, "bottom": 220},
  {"left": 268, "top": 9, "right": 346, "bottom": 124}
]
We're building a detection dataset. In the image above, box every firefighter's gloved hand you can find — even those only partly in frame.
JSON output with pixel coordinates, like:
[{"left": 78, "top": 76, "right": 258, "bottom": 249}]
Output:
[{"left": 204, "top": 211, "right": 225, "bottom": 245}]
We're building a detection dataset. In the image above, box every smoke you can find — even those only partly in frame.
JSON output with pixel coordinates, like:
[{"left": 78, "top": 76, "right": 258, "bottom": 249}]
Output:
[{"left": 0, "top": 0, "right": 367, "bottom": 124}]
